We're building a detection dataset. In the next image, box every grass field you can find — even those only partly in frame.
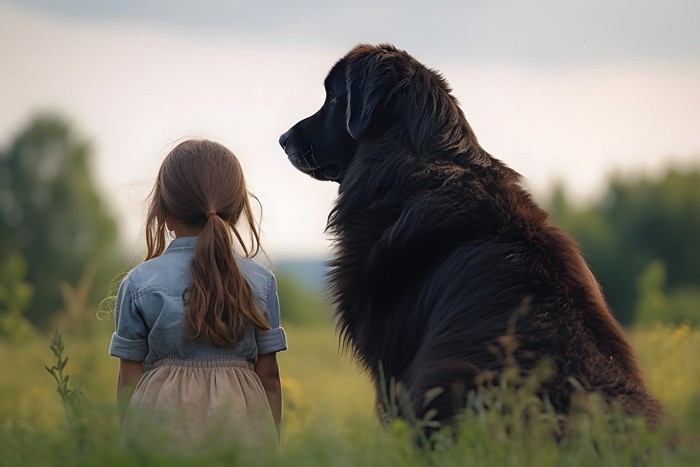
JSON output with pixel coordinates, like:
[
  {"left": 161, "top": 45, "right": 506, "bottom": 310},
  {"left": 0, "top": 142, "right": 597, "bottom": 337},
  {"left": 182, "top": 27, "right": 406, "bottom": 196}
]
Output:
[{"left": 1, "top": 318, "right": 699, "bottom": 465}]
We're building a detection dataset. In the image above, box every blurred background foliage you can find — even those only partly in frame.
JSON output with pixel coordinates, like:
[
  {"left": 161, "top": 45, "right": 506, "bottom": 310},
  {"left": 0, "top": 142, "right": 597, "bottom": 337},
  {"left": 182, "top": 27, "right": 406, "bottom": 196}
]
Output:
[
  {"left": 275, "top": 273, "right": 331, "bottom": 327},
  {"left": 0, "top": 115, "right": 122, "bottom": 333},
  {"left": 0, "top": 113, "right": 699, "bottom": 341}
]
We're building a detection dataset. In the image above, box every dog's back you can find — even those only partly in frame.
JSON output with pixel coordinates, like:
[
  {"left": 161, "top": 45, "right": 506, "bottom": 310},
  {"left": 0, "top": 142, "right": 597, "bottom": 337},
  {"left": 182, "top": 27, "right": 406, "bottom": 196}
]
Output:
[{"left": 329, "top": 149, "right": 662, "bottom": 429}]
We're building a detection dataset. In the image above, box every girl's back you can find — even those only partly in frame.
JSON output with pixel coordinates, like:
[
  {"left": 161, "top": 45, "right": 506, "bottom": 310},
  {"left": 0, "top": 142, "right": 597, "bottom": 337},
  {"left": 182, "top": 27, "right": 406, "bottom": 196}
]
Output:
[
  {"left": 112, "top": 239, "right": 284, "bottom": 367},
  {"left": 109, "top": 140, "right": 286, "bottom": 448}
]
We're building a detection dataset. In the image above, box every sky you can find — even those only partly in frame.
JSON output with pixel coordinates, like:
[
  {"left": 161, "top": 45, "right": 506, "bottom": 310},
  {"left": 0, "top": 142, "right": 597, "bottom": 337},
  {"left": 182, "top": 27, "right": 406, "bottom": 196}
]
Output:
[{"left": 2, "top": 0, "right": 699, "bottom": 259}]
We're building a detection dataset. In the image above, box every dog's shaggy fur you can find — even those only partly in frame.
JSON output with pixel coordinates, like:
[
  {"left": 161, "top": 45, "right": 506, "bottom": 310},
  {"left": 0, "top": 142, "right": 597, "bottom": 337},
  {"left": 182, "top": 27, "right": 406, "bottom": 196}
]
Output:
[{"left": 280, "top": 44, "right": 662, "bottom": 432}]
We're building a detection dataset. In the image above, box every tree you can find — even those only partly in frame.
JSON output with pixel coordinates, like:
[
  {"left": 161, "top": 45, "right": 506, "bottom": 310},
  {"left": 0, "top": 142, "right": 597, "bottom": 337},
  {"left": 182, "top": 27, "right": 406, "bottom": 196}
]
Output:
[{"left": 0, "top": 115, "right": 122, "bottom": 327}]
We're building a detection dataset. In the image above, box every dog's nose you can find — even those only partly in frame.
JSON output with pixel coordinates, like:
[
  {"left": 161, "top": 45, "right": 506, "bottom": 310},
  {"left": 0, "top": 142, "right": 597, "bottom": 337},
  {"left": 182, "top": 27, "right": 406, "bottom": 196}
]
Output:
[{"left": 279, "top": 130, "right": 291, "bottom": 150}]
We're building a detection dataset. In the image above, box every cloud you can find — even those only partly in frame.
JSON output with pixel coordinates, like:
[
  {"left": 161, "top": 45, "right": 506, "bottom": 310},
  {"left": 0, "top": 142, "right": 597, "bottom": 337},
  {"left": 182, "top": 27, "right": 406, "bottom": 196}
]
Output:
[{"left": 8, "top": 0, "right": 700, "bottom": 66}]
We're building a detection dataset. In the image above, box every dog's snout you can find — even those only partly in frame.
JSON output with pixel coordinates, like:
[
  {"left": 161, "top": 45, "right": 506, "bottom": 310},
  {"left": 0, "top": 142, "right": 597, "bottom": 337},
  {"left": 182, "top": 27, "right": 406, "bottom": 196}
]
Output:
[{"left": 279, "top": 130, "right": 292, "bottom": 150}]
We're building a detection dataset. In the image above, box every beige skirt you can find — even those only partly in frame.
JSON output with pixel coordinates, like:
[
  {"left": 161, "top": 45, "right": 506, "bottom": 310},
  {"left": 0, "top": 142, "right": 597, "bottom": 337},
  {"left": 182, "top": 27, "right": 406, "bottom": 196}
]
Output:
[{"left": 124, "top": 358, "right": 277, "bottom": 449}]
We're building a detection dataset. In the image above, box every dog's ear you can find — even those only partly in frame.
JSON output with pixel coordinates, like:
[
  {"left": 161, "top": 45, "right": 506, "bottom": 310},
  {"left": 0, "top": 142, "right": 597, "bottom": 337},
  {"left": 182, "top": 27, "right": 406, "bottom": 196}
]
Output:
[{"left": 345, "top": 53, "right": 393, "bottom": 140}]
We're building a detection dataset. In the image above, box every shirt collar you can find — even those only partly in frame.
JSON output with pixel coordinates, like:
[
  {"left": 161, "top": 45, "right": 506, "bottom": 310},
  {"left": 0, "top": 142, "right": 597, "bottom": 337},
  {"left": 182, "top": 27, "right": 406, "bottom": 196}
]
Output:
[{"left": 165, "top": 236, "right": 198, "bottom": 252}]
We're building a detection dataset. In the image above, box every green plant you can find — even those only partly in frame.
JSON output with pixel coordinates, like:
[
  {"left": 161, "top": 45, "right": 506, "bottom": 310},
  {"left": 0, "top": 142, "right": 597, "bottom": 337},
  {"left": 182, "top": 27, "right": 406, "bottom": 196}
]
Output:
[
  {"left": 44, "top": 332, "right": 94, "bottom": 453},
  {"left": 45, "top": 332, "right": 79, "bottom": 428}
]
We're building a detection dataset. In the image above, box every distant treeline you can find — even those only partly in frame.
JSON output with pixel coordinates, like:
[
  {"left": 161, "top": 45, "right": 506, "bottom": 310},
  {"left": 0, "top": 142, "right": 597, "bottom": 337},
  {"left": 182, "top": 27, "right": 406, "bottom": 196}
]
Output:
[{"left": 1, "top": 114, "right": 697, "bottom": 339}]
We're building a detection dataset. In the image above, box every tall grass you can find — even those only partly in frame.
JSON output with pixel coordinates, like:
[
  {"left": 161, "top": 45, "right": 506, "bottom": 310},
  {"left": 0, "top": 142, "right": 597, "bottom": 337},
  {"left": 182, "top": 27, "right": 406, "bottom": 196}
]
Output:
[{"left": 1, "top": 321, "right": 699, "bottom": 465}]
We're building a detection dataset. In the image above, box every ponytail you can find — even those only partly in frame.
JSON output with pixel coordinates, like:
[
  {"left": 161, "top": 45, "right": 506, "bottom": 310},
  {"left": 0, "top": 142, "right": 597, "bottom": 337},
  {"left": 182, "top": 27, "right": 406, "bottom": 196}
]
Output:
[{"left": 184, "top": 212, "right": 269, "bottom": 346}]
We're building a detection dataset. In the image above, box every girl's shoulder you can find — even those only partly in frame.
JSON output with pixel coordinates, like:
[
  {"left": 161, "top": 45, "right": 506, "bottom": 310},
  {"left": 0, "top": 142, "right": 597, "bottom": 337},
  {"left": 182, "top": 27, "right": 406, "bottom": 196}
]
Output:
[
  {"left": 120, "top": 253, "right": 191, "bottom": 298},
  {"left": 235, "top": 256, "right": 277, "bottom": 303}
]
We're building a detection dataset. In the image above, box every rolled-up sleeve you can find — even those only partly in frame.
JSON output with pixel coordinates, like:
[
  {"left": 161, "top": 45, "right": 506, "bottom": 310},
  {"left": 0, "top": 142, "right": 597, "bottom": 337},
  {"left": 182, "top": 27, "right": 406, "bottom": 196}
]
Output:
[
  {"left": 255, "top": 272, "right": 288, "bottom": 355},
  {"left": 109, "top": 275, "right": 148, "bottom": 361}
]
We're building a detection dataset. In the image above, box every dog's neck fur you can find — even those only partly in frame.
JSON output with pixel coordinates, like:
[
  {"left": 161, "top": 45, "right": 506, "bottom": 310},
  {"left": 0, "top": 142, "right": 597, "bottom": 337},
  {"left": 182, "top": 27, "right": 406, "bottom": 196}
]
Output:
[{"left": 327, "top": 123, "right": 521, "bottom": 372}]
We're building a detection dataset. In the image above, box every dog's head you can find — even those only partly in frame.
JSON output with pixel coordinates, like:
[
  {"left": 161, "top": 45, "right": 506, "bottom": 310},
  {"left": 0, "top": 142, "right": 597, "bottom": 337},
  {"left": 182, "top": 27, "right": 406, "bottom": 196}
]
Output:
[{"left": 279, "top": 44, "right": 425, "bottom": 183}]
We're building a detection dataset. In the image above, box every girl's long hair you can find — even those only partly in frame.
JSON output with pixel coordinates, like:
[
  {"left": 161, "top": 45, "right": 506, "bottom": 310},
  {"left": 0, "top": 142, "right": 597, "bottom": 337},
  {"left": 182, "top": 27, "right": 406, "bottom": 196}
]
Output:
[{"left": 144, "top": 139, "right": 269, "bottom": 346}]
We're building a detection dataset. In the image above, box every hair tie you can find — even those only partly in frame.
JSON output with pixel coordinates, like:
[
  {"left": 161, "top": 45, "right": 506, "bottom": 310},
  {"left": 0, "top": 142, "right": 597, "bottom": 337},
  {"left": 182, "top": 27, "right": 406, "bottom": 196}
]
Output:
[{"left": 206, "top": 210, "right": 217, "bottom": 218}]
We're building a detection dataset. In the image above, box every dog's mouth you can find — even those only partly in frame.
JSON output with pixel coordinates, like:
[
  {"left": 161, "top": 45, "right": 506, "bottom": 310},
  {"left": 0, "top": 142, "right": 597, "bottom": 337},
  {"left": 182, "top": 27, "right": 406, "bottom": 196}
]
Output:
[
  {"left": 304, "top": 164, "right": 341, "bottom": 182},
  {"left": 287, "top": 149, "right": 342, "bottom": 182},
  {"left": 318, "top": 163, "right": 341, "bottom": 181}
]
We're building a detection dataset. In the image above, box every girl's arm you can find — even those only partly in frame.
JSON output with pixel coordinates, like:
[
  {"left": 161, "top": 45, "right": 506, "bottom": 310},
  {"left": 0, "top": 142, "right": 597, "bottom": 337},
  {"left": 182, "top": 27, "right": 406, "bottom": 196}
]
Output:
[
  {"left": 255, "top": 353, "right": 282, "bottom": 433},
  {"left": 117, "top": 359, "right": 144, "bottom": 425}
]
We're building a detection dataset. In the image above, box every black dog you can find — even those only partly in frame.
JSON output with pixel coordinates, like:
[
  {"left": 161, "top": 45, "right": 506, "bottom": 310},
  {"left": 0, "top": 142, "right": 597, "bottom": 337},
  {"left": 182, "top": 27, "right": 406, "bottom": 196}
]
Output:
[{"left": 280, "top": 44, "right": 662, "bottom": 434}]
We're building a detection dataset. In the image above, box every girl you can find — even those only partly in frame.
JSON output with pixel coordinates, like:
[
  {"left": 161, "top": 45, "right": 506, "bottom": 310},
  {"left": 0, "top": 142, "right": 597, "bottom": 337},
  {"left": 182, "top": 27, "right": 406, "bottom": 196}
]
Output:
[{"left": 109, "top": 139, "right": 286, "bottom": 446}]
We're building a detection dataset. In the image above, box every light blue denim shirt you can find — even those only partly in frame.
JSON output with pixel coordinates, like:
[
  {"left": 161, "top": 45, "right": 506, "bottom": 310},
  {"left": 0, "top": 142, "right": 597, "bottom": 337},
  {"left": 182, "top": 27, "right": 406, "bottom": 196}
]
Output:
[{"left": 109, "top": 236, "right": 287, "bottom": 369}]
